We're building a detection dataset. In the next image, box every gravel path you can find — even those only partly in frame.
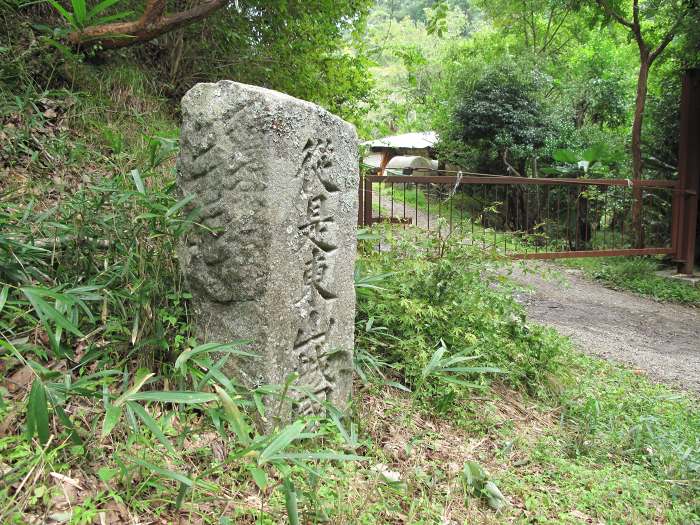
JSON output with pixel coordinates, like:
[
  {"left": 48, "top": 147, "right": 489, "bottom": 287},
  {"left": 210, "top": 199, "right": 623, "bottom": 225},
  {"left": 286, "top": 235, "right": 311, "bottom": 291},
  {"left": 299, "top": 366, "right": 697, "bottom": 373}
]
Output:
[
  {"left": 376, "top": 194, "right": 700, "bottom": 393},
  {"left": 512, "top": 264, "right": 700, "bottom": 393}
]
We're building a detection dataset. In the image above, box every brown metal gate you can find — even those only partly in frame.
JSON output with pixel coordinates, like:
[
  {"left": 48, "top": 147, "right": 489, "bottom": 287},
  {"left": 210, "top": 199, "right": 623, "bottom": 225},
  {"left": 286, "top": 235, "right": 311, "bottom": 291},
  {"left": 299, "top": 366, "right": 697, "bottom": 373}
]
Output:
[
  {"left": 358, "top": 173, "right": 682, "bottom": 260},
  {"left": 357, "top": 69, "right": 699, "bottom": 273}
]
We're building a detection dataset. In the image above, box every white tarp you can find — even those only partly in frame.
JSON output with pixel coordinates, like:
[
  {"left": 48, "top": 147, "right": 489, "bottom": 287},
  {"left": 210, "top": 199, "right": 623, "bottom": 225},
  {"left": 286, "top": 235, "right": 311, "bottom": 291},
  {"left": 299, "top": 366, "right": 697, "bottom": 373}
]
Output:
[
  {"left": 385, "top": 155, "right": 438, "bottom": 175},
  {"left": 362, "top": 131, "right": 438, "bottom": 151}
]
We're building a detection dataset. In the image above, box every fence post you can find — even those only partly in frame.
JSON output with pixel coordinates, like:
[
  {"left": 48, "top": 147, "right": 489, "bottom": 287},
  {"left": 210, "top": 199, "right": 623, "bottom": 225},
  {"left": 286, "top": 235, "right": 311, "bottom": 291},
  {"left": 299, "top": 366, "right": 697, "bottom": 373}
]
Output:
[
  {"left": 363, "top": 175, "right": 373, "bottom": 227},
  {"left": 676, "top": 69, "right": 700, "bottom": 275},
  {"left": 358, "top": 166, "right": 364, "bottom": 227}
]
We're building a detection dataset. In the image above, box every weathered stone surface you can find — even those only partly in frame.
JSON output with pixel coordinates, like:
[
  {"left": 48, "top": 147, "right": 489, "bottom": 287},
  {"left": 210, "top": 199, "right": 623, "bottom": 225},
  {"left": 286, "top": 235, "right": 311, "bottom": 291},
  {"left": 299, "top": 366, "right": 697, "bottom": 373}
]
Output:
[{"left": 177, "top": 81, "right": 358, "bottom": 417}]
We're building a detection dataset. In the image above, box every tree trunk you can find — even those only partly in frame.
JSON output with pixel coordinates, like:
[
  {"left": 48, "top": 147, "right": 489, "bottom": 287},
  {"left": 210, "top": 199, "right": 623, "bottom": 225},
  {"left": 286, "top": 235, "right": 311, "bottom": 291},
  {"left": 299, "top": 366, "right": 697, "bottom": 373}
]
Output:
[
  {"left": 68, "top": 0, "right": 227, "bottom": 49},
  {"left": 631, "top": 57, "right": 650, "bottom": 248}
]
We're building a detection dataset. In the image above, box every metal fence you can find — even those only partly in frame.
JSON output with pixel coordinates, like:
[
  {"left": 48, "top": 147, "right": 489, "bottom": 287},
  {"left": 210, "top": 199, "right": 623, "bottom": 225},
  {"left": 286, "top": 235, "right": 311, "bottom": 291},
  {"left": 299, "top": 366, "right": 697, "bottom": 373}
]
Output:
[{"left": 359, "top": 172, "right": 679, "bottom": 260}]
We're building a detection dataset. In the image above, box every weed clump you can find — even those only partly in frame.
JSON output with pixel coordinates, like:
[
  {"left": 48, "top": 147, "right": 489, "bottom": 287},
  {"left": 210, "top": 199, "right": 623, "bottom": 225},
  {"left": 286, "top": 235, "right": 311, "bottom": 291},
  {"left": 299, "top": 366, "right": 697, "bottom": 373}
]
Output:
[{"left": 355, "top": 227, "right": 566, "bottom": 410}]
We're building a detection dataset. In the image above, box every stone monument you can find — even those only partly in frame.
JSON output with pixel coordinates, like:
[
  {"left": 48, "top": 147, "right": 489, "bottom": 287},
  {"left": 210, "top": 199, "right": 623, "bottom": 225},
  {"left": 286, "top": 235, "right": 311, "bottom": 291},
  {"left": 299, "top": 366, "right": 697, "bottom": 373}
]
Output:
[{"left": 177, "top": 81, "right": 358, "bottom": 418}]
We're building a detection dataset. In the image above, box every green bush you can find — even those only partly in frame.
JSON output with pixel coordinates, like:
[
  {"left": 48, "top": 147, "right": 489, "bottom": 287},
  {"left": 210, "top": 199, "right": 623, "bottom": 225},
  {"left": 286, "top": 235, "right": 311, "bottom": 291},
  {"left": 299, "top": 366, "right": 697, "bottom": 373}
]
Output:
[
  {"left": 586, "top": 257, "right": 700, "bottom": 305},
  {"left": 355, "top": 227, "right": 566, "bottom": 409}
]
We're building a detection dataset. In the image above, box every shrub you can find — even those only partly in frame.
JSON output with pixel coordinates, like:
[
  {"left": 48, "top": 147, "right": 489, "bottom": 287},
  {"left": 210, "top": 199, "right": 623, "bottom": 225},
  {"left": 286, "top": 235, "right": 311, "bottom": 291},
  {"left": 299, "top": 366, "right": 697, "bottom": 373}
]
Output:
[{"left": 355, "top": 227, "right": 566, "bottom": 409}]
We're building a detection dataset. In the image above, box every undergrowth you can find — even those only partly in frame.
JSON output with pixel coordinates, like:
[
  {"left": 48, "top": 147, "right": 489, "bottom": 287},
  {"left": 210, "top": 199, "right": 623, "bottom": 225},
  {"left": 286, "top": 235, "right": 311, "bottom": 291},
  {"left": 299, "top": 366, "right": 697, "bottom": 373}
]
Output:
[
  {"left": 1, "top": 40, "right": 361, "bottom": 522},
  {"left": 351, "top": 228, "right": 700, "bottom": 523},
  {"left": 355, "top": 226, "right": 565, "bottom": 407},
  {"left": 563, "top": 256, "right": 700, "bottom": 305}
]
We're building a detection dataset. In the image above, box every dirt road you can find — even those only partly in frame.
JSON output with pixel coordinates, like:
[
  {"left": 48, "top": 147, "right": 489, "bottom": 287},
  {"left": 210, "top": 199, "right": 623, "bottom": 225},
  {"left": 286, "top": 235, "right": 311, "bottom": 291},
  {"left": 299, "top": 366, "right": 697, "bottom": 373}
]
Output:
[{"left": 512, "top": 264, "right": 700, "bottom": 393}]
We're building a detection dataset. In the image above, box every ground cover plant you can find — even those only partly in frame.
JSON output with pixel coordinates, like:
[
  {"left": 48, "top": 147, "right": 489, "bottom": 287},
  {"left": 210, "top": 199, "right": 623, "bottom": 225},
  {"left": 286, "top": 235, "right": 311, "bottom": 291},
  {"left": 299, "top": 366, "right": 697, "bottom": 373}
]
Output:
[
  {"left": 350, "top": 227, "right": 700, "bottom": 523},
  {"left": 562, "top": 256, "right": 700, "bottom": 306}
]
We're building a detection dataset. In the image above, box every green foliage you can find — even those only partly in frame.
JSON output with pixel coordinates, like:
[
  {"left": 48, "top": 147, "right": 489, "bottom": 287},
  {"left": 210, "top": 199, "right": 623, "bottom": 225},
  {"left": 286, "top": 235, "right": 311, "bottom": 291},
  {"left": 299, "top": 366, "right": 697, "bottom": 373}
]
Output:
[
  {"left": 462, "top": 460, "right": 507, "bottom": 512},
  {"left": 3, "top": 1, "right": 700, "bottom": 521},
  {"left": 3, "top": 1, "right": 374, "bottom": 127},
  {"left": 559, "top": 353, "right": 700, "bottom": 509},
  {"left": 45, "top": 0, "right": 132, "bottom": 32},
  {"left": 356, "top": 228, "right": 566, "bottom": 409},
  {"left": 566, "top": 257, "right": 700, "bottom": 305},
  {"left": 359, "top": 0, "right": 478, "bottom": 137},
  {"left": 445, "top": 61, "right": 551, "bottom": 170},
  {"left": 542, "top": 142, "right": 622, "bottom": 176},
  {"left": 426, "top": 1, "right": 449, "bottom": 37},
  {"left": 0, "top": 63, "right": 364, "bottom": 522},
  {"left": 127, "top": 0, "right": 375, "bottom": 121}
]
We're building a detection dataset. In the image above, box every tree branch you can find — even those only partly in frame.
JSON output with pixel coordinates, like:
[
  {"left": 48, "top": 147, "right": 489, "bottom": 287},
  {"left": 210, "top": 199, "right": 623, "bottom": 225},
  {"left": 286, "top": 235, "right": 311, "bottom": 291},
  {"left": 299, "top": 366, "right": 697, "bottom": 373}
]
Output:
[
  {"left": 596, "top": 0, "right": 647, "bottom": 54},
  {"left": 502, "top": 149, "right": 523, "bottom": 177},
  {"left": 632, "top": 0, "right": 640, "bottom": 29},
  {"left": 595, "top": 0, "right": 633, "bottom": 29},
  {"left": 649, "top": 8, "right": 688, "bottom": 63},
  {"left": 644, "top": 156, "right": 677, "bottom": 172},
  {"left": 68, "top": 0, "right": 228, "bottom": 49},
  {"left": 540, "top": 9, "right": 569, "bottom": 54}
]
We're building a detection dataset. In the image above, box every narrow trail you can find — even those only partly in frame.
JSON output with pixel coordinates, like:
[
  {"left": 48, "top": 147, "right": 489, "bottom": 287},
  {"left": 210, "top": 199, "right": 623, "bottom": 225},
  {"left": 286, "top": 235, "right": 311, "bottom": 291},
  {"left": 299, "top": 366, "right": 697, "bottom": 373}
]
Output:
[
  {"left": 376, "top": 195, "right": 700, "bottom": 393},
  {"left": 513, "top": 265, "right": 700, "bottom": 393}
]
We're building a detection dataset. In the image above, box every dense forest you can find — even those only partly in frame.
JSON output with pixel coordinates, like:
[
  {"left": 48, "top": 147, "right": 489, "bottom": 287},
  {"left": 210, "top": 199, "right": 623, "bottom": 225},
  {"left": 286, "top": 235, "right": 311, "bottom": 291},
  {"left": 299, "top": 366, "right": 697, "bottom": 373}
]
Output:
[{"left": 1, "top": 1, "right": 700, "bottom": 523}]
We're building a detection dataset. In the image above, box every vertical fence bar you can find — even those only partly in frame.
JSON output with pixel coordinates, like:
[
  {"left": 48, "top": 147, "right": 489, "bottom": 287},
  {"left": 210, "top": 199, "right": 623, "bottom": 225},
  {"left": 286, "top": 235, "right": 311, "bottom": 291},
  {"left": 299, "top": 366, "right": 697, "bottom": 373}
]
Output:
[
  {"left": 535, "top": 185, "right": 540, "bottom": 253},
  {"left": 415, "top": 184, "right": 419, "bottom": 228},
  {"left": 403, "top": 182, "right": 407, "bottom": 229},
  {"left": 543, "top": 186, "right": 548, "bottom": 252},
  {"left": 358, "top": 169, "right": 364, "bottom": 227},
  {"left": 363, "top": 175, "right": 373, "bottom": 227},
  {"left": 426, "top": 184, "right": 430, "bottom": 230},
  {"left": 603, "top": 188, "right": 608, "bottom": 249},
  {"left": 504, "top": 185, "right": 509, "bottom": 253},
  {"left": 676, "top": 68, "right": 700, "bottom": 275},
  {"left": 390, "top": 181, "right": 394, "bottom": 220},
  {"left": 378, "top": 180, "right": 382, "bottom": 251},
  {"left": 449, "top": 187, "right": 454, "bottom": 236},
  {"left": 621, "top": 188, "right": 627, "bottom": 248}
]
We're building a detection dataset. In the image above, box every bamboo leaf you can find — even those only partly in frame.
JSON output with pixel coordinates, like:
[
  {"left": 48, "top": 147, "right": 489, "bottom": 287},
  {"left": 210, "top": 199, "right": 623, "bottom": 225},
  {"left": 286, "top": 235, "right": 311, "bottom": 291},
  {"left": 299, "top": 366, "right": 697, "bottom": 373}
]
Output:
[
  {"left": 45, "top": 0, "right": 72, "bottom": 22},
  {"left": 27, "top": 379, "right": 50, "bottom": 444},
  {"left": 52, "top": 403, "right": 82, "bottom": 445},
  {"left": 213, "top": 385, "right": 251, "bottom": 446},
  {"left": 174, "top": 342, "right": 255, "bottom": 371},
  {"left": 384, "top": 381, "right": 411, "bottom": 392},
  {"left": 196, "top": 356, "right": 236, "bottom": 392},
  {"left": 101, "top": 403, "right": 122, "bottom": 438},
  {"left": 441, "top": 366, "right": 503, "bottom": 374},
  {"left": 86, "top": 0, "right": 120, "bottom": 18},
  {"left": 127, "top": 401, "right": 174, "bottom": 453},
  {"left": 114, "top": 368, "right": 154, "bottom": 407},
  {"left": 70, "top": 0, "right": 87, "bottom": 26},
  {"left": 437, "top": 376, "right": 487, "bottom": 388},
  {"left": 130, "top": 169, "right": 145, "bottom": 194},
  {"left": 422, "top": 344, "right": 446, "bottom": 379},
  {"left": 0, "top": 286, "right": 8, "bottom": 315},
  {"left": 22, "top": 287, "right": 84, "bottom": 338},
  {"left": 259, "top": 420, "right": 306, "bottom": 464},
  {"left": 266, "top": 452, "right": 365, "bottom": 462},
  {"left": 130, "top": 457, "right": 193, "bottom": 487},
  {"left": 125, "top": 391, "right": 218, "bottom": 404},
  {"left": 281, "top": 477, "right": 300, "bottom": 525},
  {"left": 247, "top": 466, "right": 268, "bottom": 491},
  {"left": 166, "top": 193, "right": 195, "bottom": 217}
]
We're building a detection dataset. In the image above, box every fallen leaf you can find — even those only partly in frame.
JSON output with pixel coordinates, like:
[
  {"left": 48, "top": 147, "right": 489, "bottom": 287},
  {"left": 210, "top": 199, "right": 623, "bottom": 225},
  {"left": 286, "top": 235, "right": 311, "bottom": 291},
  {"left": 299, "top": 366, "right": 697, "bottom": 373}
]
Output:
[
  {"left": 371, "top": 463, "right": 401, "bottom": 482},
  {"left": 6, "top": 365, "right": 33, "bottom": 394},
  {"left": 50, "top": 472, "right": 83, "bottom": 490}
]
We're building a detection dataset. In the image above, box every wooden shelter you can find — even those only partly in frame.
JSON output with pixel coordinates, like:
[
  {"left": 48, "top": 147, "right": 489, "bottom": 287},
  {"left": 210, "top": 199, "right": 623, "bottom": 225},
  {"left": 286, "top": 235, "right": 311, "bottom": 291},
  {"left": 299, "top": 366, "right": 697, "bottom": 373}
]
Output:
[{"left": 362, "top": 131, "right": 438, "bottom": 175}]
